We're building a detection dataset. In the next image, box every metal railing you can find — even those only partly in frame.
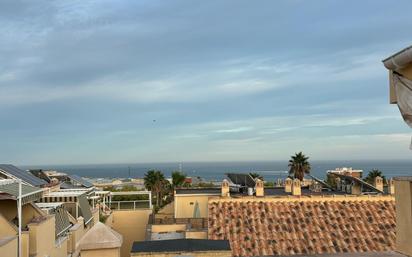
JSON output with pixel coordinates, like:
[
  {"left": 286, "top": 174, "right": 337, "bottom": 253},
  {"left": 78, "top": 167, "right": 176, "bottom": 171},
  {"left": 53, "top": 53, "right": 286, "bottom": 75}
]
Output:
[
  {"left": 149, "top": 214, "right": 208, "bottom": 229},
  {"left": 109, "top": 200, "right": 151, "bottom": 210}
]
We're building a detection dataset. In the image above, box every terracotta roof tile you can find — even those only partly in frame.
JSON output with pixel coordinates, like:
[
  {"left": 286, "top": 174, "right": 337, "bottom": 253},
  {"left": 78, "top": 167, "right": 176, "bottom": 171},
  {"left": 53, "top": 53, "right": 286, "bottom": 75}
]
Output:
[{"left": 208, "top": 199, "right": 395, "bottom": 256}]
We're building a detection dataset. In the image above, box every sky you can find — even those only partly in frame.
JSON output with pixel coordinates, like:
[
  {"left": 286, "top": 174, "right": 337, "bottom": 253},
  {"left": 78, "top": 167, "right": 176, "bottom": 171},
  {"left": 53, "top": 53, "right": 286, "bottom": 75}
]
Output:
[{"left": 1, "top": 0, "right": 412, "bottom": 165}]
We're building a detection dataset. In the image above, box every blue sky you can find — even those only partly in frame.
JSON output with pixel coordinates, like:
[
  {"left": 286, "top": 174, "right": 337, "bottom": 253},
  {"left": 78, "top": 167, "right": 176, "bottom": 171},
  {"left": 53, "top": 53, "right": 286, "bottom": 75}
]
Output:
[{"left": 1, "top": 0, "right": 412, "bottom": 165}]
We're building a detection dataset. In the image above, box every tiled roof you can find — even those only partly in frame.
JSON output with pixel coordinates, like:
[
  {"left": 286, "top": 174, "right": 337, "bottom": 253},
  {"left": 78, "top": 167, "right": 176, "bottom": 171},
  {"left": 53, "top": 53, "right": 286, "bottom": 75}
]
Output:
[{"left": 208, "top": 199, "right": 395, "bottom": 256}]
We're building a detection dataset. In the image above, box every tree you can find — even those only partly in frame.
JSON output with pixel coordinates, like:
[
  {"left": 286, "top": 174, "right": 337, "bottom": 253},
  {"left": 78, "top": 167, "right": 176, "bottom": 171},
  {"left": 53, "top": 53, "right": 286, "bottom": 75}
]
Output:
[
  {"left": 249, "top": 172, "right": 263, "bottom": 180},
  {"left": 288, "top": 152, "right": 311, "bottom": 181},
  {"left": 325, "top": 173, "right": 337, "bottom": 188},
  {"left": 144, "top": 170, "right": 168, "bottom": 206},
  {"left": 364, "top": 169, "right": 386, "bottom": 185},
  {"left": 171, "top": 171, "right": 187, "bottom": 188}
]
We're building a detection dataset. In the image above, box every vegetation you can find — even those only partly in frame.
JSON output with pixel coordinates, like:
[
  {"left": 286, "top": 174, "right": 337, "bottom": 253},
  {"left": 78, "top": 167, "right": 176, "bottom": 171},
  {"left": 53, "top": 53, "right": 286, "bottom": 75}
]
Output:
[
  {"left": 364, "top": 169, "right": 386, "bottom": 185},
  {"left": 264, "top": 181, "right": 274, "bottom": 187},
  {"left": 171, "top": 171, "right": 187, "bottom": 188},
  {"left": 325, "top": 173, "right": 337, "bottom": 188},
  {"left": 102, "top": 185, "right": 148, "bottom": 201},
  {"left": 99, "top": 212, "right": 108, "bottom": 223},
  {"left": 249, "top": 172, "right": 263, "bottom": 180},
  {"left": 288, "top": 152, "right": 311, "bottom": 181},
  {"left": 195, "top": 181, "right": 215, "bottom": 187},
  {"left": 144, "top": 170, "right": 170, "bottom": 207}
]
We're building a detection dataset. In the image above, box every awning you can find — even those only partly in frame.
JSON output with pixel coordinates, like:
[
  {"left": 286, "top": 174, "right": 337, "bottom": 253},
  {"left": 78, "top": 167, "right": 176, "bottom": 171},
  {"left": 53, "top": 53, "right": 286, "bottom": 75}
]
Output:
[
  {"left": 55, "top": 205, "right": 72, "bottom": 236},
  {"left": 393, "top": 72, "right": 412, "bottom": 128},
  {"left": 78, "top": 194, "right": 93, "bottom": 225},
  {"left": 37, "top": 202, "right": 72, "bottom": 237},
  {"left": 0, "top": 182, "right": 43, "bottom": 204}
]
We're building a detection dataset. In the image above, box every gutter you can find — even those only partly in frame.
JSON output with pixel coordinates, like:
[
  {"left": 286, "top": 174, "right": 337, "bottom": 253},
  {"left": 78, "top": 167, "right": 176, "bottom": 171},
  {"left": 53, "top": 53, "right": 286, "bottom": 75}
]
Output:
[{"left": 383, "top": 45, "right": 412, "bottom": 71}]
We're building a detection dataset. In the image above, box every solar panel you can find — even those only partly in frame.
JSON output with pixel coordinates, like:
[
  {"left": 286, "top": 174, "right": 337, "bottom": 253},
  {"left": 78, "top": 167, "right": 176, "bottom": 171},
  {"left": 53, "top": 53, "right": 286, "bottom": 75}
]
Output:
[
  {"left": 68, "top": 174, "right": 93, "bottom": 188},
  {"left": 309, "top": 175, "right": 335, "bottom": 191},
  {"left": 332, "top": 173, "right": 384, "bottom": 193},
  {"left": 28, "top": 169, "right": 51, "bottom": 183},
  {"left": 0, "top": 164, "right": 47, "bottom": 187},
  {"left": 78, "top": 194, "right": 93, "bottom": 224},
  {"left": 226, "top": 173, "right": 256, "bottom": 188}
]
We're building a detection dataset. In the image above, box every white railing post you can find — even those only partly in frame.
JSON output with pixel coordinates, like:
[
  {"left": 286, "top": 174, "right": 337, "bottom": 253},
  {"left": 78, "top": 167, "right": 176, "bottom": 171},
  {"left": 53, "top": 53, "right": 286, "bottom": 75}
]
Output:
[
  {"left": 17, "top": 179, "right": 22, "bottom": 257},
  {"left": 149, "top": 191, "right": 152, "bottom": 209}
]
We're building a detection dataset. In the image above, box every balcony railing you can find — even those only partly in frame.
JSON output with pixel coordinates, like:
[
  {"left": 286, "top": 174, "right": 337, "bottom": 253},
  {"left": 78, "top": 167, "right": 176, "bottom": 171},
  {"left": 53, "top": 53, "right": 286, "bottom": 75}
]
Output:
[
  {"left": 109, "top": 200, "right": 151, "bottom": 210},
  {"left": 149, "top": 214, "right": 208, "bottom": 229}
]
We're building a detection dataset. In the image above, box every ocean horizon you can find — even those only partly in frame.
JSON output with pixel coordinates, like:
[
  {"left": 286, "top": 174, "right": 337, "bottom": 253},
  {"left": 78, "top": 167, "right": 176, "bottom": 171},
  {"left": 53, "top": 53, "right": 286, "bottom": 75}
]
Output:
[{"left": 21, "top": 159, "right": 412, "bottom": 181}]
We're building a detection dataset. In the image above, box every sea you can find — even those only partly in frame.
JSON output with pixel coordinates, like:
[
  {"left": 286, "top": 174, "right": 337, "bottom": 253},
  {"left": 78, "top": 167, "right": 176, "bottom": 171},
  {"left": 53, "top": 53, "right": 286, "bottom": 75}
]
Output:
[{"left": 21, "top": 160, "right": 412, "bottom": 181}]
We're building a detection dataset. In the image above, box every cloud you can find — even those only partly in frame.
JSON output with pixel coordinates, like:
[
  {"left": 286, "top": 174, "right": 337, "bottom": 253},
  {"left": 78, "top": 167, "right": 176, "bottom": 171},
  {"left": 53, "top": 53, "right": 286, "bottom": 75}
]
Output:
[{"left": 1, "top": 0, "right": 412, "bottom": 164}]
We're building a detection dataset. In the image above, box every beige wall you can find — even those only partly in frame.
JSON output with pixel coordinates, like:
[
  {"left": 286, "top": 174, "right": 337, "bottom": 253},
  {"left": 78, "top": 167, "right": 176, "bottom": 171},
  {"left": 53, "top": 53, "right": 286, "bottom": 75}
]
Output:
[
  {"left": 185, "top": 230, "right": 208, "bottom": 239},
  {"left": 21, "top": 231, "right": 29, "bottom": 257},
  {"left": 394, "top": 179, "right": 412, "bottom": 256},
  {"left": 0, "top": 236, "right": 17, "bottom": 257},
  {"left": 174, "top": 195, "right": 213, "bottom": 218},
  {"left": 92, "top": 208, "right": 99, "bottom": 224},
  {"left": 0, "top": 214, "right": 17, "bottom": 238},
  {"left": 0, "top": 202, "right": 71, "bottom": 257},
  {"left": 131, "top": 250, "right": 231, "bottom": 257},
  {"left": 108, "top": 209, "right": 152, "bottom": 257},
  {"left": 68, "top": 218, "right": 87, "bottom": 255},
  {"left": 81, "top": 248, "right": 121, "bottom": 257},
  {"left": 158, "top": 201, "right": 174, "bottom": 215},
  {"left": 0, "top": 201, "right": 43, "bottom": 228},
  {"left": 151, "top": 224, "right": 186, "bottom": 233},
  {"left": 27, "top": 215, "right": 68, "bottom": 257},
  {"left": 27, "top": 216, "right": 54, "bottom": 256}
]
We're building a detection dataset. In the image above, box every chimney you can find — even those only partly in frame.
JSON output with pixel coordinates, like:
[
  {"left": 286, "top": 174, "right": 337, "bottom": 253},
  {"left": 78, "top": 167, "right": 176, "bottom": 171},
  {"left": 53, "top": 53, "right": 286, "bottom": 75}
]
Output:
[
  {"left": 335, "top": 177, "right": 341, "bottom": 191},
  {"left": 374, "top": 176, "right": 384, "bottom": 192},
  {"left": 285, "top": 178, "right": 292, "bottom": 193},
  {"left": 77, "top": 216, "right": 84, "bottom": 226},
  {"left": 394, "top": 177, "right": 412, "bottom": 256},
  {"left": 276, "top": 178, "right": 283, "bottom": 187},
  {"left": 292, "top": 179, "right": 301, "bottom": 196},
  {"left": 255, "top": 179, "right": 264, "bottom": 197},
  {"left": 389, "top": 178, "right": 395, "bottom": 195},
  {"left": 221, "top": 179, "right": 230, "bottom": 197}
]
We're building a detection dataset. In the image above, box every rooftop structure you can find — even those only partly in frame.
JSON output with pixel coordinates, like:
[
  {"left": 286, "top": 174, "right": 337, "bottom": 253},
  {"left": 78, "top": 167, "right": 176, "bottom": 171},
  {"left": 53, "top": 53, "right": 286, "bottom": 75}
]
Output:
[
  {"left": 382, "top": 45, "right": 412, "bottom": 128},
  {"left": 327, "top": 167, "right": 363, "bottom": 178},
  {"left": 0, "top": 180, "right": 44, "bottom": 204},
  {"left": 41, "top": 189, "right": 94, "bottom": 225},
  {"left": 35, "top": 202, "right": 72, "bottom": 237},
  {"left": 0, "top": 164, "right": 47, "bottom": 187},
  {"left": 67, "top": 174, "right": 94, "bottom": 188},
  {"left": 77, "top": 222, "right": 122, "bottom": 257},
  {"left": 131, "top": 239, "right": 231, "bottom": 257}
]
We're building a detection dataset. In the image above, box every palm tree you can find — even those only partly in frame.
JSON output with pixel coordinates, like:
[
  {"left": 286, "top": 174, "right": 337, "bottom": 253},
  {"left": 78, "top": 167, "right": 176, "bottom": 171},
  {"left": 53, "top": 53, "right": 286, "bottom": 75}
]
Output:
[
  {"left": 172, "top": 171, "right": 187, "bottom": 188},
  {"left": 144, "top": 170, "right": 168, "bottom": 206},
  {"left": 364, "top": 169, "right": 386, "bottom": 185},
  {"left": 249, "top": 172, "right": 263, "bottom": 180},
  {"left": 288, "top": 152, "right": 311, "bottom": 181}
]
